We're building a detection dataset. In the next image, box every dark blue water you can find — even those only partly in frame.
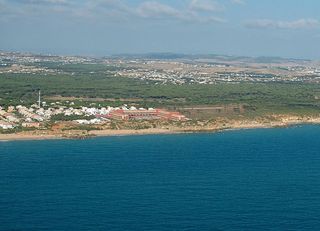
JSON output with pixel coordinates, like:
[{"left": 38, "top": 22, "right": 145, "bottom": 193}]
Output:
[{"left": 1, "top": 126, "right": 320, "bottom": 231}]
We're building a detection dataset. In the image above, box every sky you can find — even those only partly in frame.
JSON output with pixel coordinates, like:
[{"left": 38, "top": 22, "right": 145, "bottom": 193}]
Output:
[{"left": 1, "top": 0, "right": 320, "bottom": 59}]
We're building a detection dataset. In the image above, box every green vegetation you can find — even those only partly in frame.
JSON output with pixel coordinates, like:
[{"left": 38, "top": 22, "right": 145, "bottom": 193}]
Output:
[
  {"left": 50, "top": 114, "right": 95, "bottom": 122},
  {"left": 62, "top": 125, "right": 102, "bottom": 131},
  {"left": 0, "top": 126, "right": 38, "bottom": 134},
  {"left": 1, "top": 73, "right": 320, "bottom": 116}
]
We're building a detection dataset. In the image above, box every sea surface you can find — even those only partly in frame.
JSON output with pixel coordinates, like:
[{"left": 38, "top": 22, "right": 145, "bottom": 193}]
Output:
[{"left": 1, "top": 126, "right": 320, "bottom": 231}]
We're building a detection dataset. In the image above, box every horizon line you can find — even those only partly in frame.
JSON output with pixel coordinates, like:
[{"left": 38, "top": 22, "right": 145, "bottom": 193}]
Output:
[{"left": 0, "top": 49, "right": 316, "bottom": 61}]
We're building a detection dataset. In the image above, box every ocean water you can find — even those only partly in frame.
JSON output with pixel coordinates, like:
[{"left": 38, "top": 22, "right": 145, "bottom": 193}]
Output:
[{"left": 1, "top": 126, "right": 320, "bottom": 231}]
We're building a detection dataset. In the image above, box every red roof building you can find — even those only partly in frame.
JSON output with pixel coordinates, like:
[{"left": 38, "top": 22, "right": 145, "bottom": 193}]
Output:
[{"left": 108, "top": 109, "right": 188, "bottom": 121}]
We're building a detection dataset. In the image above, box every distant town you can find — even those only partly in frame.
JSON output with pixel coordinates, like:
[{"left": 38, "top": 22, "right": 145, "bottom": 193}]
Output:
[{"left": 1, "top": 51, "right": 320, "bottom": 84}]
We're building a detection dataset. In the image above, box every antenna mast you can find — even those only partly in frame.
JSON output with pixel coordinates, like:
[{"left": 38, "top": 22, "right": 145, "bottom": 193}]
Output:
[{"left": 38, "top": 90, "right": 41, "bottom": 108}]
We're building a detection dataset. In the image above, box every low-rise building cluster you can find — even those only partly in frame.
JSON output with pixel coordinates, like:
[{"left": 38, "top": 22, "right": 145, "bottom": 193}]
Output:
[
  {"left": 106, "top": 108, "right": 187, "bottom": 121},
  {"left": 0, "top": 103, "right": 188, "bottom": 130}
]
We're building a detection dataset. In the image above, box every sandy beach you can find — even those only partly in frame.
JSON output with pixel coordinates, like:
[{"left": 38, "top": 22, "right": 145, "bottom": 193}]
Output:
[
  {"left": 0, "top": 133, "right": 62, "bottom": 141},
  {"left": 1, "top": 116, "right": 320, "bottom": 141},
  {"left": 0, "top": 128, "right": 183, "bottom": 141}
]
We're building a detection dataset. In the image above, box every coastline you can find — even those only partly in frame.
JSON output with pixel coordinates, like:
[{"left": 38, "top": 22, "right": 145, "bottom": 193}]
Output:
[
  {"left": 0, "top": 133, "right": 63, "bottom": 141},
  {"left": 1, "top": 116, "right": 320, "bottom": 141}
]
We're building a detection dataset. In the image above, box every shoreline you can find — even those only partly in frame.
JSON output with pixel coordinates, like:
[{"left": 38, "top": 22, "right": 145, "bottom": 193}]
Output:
[{"left": 1, "top": 118, "right": 320, "bottom": 142}]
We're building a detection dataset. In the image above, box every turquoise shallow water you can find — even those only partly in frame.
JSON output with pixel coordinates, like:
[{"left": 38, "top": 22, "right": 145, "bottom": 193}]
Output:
[{"left": 1, "top": 126, "right": 320, "bottom": 231}]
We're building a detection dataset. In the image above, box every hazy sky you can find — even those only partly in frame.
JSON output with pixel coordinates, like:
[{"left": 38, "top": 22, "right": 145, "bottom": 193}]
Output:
[{"left": 1, "top": 0, "right": 320, "bottom": 59}]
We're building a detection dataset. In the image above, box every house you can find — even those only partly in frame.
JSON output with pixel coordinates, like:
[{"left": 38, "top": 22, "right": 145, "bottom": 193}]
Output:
[
  {"left": 0, "top": 121, "right": 14, "bottom": 129},
  {"left": 22, "top": 122, "right": 41, "bottom": 128}
]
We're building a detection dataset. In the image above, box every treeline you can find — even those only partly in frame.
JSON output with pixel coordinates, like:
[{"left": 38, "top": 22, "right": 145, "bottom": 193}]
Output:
[{"left": 1, "top": 73, "right": 320, "bottom": 115}]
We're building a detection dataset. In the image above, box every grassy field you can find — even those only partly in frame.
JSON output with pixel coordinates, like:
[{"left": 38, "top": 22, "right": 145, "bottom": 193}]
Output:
[{"left": 1, "top": 73, "right": 320, "bottom": 117}]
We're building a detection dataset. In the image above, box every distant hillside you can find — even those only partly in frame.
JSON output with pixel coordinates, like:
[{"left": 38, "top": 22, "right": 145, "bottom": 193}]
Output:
[{"left": 110, "top": 53, "right": 310, "bottom": 63}]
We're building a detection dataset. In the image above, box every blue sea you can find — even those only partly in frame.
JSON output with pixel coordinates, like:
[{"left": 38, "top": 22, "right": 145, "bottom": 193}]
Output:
[{"left": 1, "top": 126, "right": 320, "bottom": 231}]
